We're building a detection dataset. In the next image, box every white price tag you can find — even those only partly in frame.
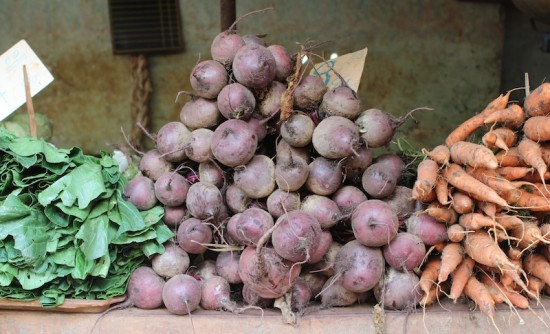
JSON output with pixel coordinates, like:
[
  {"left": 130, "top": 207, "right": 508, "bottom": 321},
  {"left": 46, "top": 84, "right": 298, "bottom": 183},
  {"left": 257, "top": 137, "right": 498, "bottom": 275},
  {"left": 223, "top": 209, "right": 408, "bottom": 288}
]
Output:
[
  {"left": 0, "top": 40, "right": 54, "bottom": 121},
  {"left": 311, "top": 47, "right": 368, "bottom": 92}
]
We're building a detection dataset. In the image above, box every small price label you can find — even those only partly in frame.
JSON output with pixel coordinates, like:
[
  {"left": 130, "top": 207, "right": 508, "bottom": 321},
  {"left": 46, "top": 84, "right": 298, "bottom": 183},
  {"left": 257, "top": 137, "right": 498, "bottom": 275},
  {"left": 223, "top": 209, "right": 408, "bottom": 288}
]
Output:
[
  {"left": 0, "top": 40, "right": 54, "bottom": 121},
  {"left": 311, "top": 47, "right": 368, "bottom": 92}
]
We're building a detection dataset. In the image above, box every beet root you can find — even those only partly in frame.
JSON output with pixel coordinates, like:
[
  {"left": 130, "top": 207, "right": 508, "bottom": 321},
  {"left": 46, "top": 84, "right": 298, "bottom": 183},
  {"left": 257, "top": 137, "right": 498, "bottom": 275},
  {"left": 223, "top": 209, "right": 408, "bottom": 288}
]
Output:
[
  {"left": 177, "top": 217, "right": 213, "bottom": 254},
  {"left": 162, "top": 274, "right": 201, "bottom": 315},
  {"left": 272, "top": 210, "right": 323, "bottom": 263},
  {"left": 151, "top": 243, "right": 190, "bottom": 279},
  {"left": 374, "top": 267, "right": 422, "bottom": 310},
  {"left": 127, "top": 266, "right": 165, "bottom": 309},
  {"left": 351, "top": 199, "right": 399, "bottom": 247},
  {"left": 238, "top": 246, "right": 301, "bottom": 299},
  {"left": 123, "top": 175, "right": 157, "bottom": 211},
  {"left": 334, "top": 240, "right": 385, "bottom": 293}
]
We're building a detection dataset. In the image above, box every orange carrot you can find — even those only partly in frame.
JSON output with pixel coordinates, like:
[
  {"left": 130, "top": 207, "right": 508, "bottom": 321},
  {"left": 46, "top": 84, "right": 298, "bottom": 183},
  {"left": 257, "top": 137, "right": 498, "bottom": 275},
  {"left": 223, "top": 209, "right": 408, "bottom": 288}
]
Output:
[
  {"left": 419, "top": 286, "right": 439, "bottom": 307},
  {"left": 463, "top": 276, "right": 496, "bottom": 323},
  {"left": 523, "top": 252, "right": 550, "bottom": 285},
  {"left": 500, "top": 273, "right": 517, "bottom": 292},
  {"left": 459, "top": 212, "right": 503, "bottom": 231},
  {"left": 422, "top": 145, "right": 450, "bottom": 165},
  {"left": 476, "top": 201, "right": 499, "bottom": 219},
  {"left": 482, "top": 127, "right": 517, "bottom": 151},
  {"left": 412, "top": 158, "right": 439, "bottom": 202},
  {"left": 425, "top": 202, "right": 457, "bottom": 225},
  {"left": 490, "top": 227, "right": 515, "bottom": 243},
  {"left": 495, "top": 147, "right": 527, "bottom": 167},
  {"left": 518, "top": 171, "right": 550, "bottom": 183},
  {"left": 541, "top": 223, "right": 550, "bottom": 240},
  {"left": 523, "top": 115, "right": 550, "bottom": 142},
  {"left": 433, "top": 242, "right": 446, "bottom": 253},
  {"left": 517, "top": 137, "right": 547, "bottom": 186},
  {"left": 419, "top": 282, "right": 449, "bottom": 308},
  {"left": 463, "top": 230, "right": 529, "bottom": 292},
  {"left": 511, "top": 220, "right": 548, "bottom": 250},
  {"left": 445, "top": 91, "right": 512, "bottom": 147},
  {"left": 524, "top": 82, "right": 550, "bottom": 117},
  {"left": 493, "top": 213, "right": 524, "bottom": 230},
  {"left": 501, "top": 188, "right": 550, "bottom": 211},
  {"left": 495, "top": 166, "right": 533, "bottom": 180},
  {"left": 481, "top": 275, "right": 529, "bottom": 309},
  {"left": 449, "top": 141, "right": 498, "bottom": 169},
  {"left": 443, "top": 164, "right": 509, "bottom": 208},
  {"left": 438, "top": 242, "right": 465, "bottom": 283},
  {"left": 449, "top": 256, "right": 475, "bottom": 301},
  {"left": 540, "top": 142, "right": 550, "bottom": 165},
  {"left": 525, "top": 182, "right": 550, "bottom": 198},
  {"left": 483, "top": 104, "right": 525, "bottom": 128},
  {"left": 526, "top": 275, "right": 545, "bottom": 300},
  {"left": 419, "top": 258, "right": 441, "bottom": 296},
  {"left": 507, "top": 246, "right": 523, "bottom": 261},
  {"left": 447, "top": 224, "right": 466, "bottom": 243},
  {"left": 485, "top": 283, "right": 507, "bottom": 305},
  {"left": 450, "top": 191, "right": 474, "bottom": 214},
  {"left": 434, "top": 176, "right": 450, "bottom": 205},
  {"left": 466, "top": 167, "right": 517, "bottom": 194}
]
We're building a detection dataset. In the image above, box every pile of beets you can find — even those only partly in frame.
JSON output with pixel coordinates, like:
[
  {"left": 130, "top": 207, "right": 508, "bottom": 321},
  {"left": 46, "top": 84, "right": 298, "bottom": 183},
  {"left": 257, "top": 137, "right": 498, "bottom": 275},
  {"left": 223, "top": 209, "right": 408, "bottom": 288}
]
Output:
[{"left": 121, "top": 14, "right": 442, "bottom": 319}]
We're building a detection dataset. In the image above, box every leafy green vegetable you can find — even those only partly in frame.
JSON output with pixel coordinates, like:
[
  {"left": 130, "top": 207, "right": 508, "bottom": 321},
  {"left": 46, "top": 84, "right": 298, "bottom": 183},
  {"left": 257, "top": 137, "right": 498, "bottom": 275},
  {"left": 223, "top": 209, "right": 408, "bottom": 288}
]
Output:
[{"left": 0, "top": 128, "right": 172, "bottom": 306}]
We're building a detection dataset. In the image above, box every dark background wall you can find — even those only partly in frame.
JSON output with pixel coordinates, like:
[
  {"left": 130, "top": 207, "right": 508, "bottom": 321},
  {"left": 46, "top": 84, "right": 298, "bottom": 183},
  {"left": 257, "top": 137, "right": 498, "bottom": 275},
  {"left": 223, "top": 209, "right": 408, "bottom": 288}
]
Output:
[{"left": 0, "top": 0, "right": 548, "bottom": 155}]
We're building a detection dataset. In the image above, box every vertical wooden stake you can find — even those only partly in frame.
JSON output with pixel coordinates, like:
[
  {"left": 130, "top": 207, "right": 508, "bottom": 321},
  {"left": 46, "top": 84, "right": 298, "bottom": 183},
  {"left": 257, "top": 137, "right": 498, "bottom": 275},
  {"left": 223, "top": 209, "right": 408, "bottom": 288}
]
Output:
[
  {"left": 23, "top": 65, "right": 37, "bottom": 138},
  {"left": 220, "top": 0, "right": 236, "bottom": 32}
]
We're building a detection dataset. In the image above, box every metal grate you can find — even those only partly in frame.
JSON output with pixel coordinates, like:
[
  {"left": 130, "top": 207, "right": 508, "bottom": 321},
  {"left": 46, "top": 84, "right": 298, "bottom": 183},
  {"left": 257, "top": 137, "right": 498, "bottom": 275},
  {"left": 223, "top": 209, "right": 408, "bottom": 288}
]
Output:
[{"left": 108, "top": 0, "right": 183, "bottom": 55}]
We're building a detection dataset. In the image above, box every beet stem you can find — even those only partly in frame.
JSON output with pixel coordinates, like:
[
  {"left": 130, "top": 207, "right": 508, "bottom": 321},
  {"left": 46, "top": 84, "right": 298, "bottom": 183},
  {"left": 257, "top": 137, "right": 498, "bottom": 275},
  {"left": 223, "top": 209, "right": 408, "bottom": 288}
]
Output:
[
  {"left": 90, "top": 299, "right": 133, "bottom": 334},
  {"left": 136, "top": 122, "right": 156, "bottom": 142},
  {"left": 255, "top": 215, "right": 285, "bottom": 276},
  {"left": 120, "top": 126, "right": 144, "bottom": 156},
  {"left": 227, "top": 7, "right": 273, "bottom": 32},
  {"left": 394, "top": 106, "right": 433, "bottom": 128},
  {"left": 175, "top": 90, "right": 197, "bottom": 103}
]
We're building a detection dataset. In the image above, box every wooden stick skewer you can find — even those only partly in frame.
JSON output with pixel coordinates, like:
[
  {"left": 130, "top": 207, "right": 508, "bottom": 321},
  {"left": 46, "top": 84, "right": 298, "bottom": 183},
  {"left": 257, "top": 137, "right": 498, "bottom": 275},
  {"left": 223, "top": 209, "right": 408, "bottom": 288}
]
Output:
[{"left": 23, "top": 65, "right": 37, "bottom": 138}]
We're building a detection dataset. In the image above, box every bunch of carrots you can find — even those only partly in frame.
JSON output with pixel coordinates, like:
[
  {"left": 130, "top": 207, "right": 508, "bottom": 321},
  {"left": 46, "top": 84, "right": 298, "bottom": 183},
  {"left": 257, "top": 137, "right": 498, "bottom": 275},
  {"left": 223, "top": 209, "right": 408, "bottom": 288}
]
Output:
[{"left": 413, "top": 82, "right": 550, "bottom": 330}]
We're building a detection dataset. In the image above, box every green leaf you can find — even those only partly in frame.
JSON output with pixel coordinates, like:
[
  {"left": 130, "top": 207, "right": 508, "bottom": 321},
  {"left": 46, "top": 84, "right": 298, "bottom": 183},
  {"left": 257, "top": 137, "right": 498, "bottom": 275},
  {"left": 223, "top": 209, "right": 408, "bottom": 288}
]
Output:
[
  {"left": 112, "top": 192, "right": 146, "bottom": 234},
  {"left": 90, "top": 253, "right": 111, "bottom": 278},
  {"left": 140, "top": 241, "right": 165, "bottom": 258},
  {"left": 71, "top": 249, "right": 95, "bottom": 280},
  {"left": 39, "top": 289, "right": 65, "bottom": 308},
  {"left": 0, "top": 271, "right": 13, "bottom": 286},
  {"left": 0, "top": 194, "right": 50, "bottom": 263},
  {"left": 8, "top": 137, "right": 70, "bottom": 164},
  {"left": 76, "top": 215, "right": 109, "bottom": 261},
  {"left": 141, "top": 206, "right": 164, "bottom": 227},
  {"left": 38, "top": 163, "right": 107, "bottom": 210},
  {"left": 54, "top": 202, "right": 90, "bottom": 221},
  {"left": 16, "top": 265, "right": 58, "bottom": 290},
  {"left": 44, "top": 205, "right": 69, "bottom": 227},
  {"left": 51, "top": 247, "right": 76, "bottom": 267}
]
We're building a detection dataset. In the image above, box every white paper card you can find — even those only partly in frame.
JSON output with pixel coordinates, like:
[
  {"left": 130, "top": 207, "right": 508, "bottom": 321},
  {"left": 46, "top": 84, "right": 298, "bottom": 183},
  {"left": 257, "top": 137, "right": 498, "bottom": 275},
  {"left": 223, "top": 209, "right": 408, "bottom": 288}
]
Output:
[
  {"left": 311, "top": 47, "right": 368, "bottom": 92},
  {"left": 0, "top": 40, "right": 54, "bottom": 121}
]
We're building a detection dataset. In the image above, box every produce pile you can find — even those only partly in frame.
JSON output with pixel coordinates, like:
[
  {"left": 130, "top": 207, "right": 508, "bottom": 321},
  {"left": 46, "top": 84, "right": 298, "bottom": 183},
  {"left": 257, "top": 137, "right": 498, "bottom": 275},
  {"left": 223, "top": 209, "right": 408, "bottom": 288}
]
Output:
[
  {"left": 120, "top": 12, "right": 432, "bottom": 319},
  {"left": 0, "top": 129, "right": 173, "bottom": 307},
  {"left": 413, "top": 82, "right": 550, "bottom": 330}
]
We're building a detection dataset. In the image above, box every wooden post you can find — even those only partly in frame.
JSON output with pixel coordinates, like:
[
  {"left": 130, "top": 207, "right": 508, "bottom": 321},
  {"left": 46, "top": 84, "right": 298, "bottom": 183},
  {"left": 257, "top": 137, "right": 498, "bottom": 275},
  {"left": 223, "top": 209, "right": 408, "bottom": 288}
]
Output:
[
  {"left": 23, "top": 65, "right": 37, "bottom": 138},
  {"left": 220, "top": 0, "right": 236, "bottom": 32}
]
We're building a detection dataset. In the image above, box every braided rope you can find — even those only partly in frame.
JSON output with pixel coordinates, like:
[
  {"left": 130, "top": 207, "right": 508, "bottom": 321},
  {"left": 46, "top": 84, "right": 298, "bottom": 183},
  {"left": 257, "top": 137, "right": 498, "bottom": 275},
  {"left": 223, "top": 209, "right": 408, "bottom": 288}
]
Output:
[{"left": 129, "top": 54, "right": 152, "bottom": 150}]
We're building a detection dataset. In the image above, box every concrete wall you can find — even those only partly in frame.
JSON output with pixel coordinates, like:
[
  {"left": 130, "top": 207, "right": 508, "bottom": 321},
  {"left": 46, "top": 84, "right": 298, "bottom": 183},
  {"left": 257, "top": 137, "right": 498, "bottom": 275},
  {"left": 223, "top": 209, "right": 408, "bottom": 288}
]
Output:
[
  {"left": 500, "top": 3, "right": 550, "bottom": 92},
  {"left": 0, "top": 0, "right": 506, "bottom": 154}
]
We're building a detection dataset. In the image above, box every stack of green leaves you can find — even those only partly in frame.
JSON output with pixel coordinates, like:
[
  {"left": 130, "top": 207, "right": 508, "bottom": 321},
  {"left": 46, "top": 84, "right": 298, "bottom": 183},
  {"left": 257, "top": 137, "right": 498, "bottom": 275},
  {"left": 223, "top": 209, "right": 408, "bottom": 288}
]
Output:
[{"left": 0, "top": 128, "right": 173, "bottom": 307}]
